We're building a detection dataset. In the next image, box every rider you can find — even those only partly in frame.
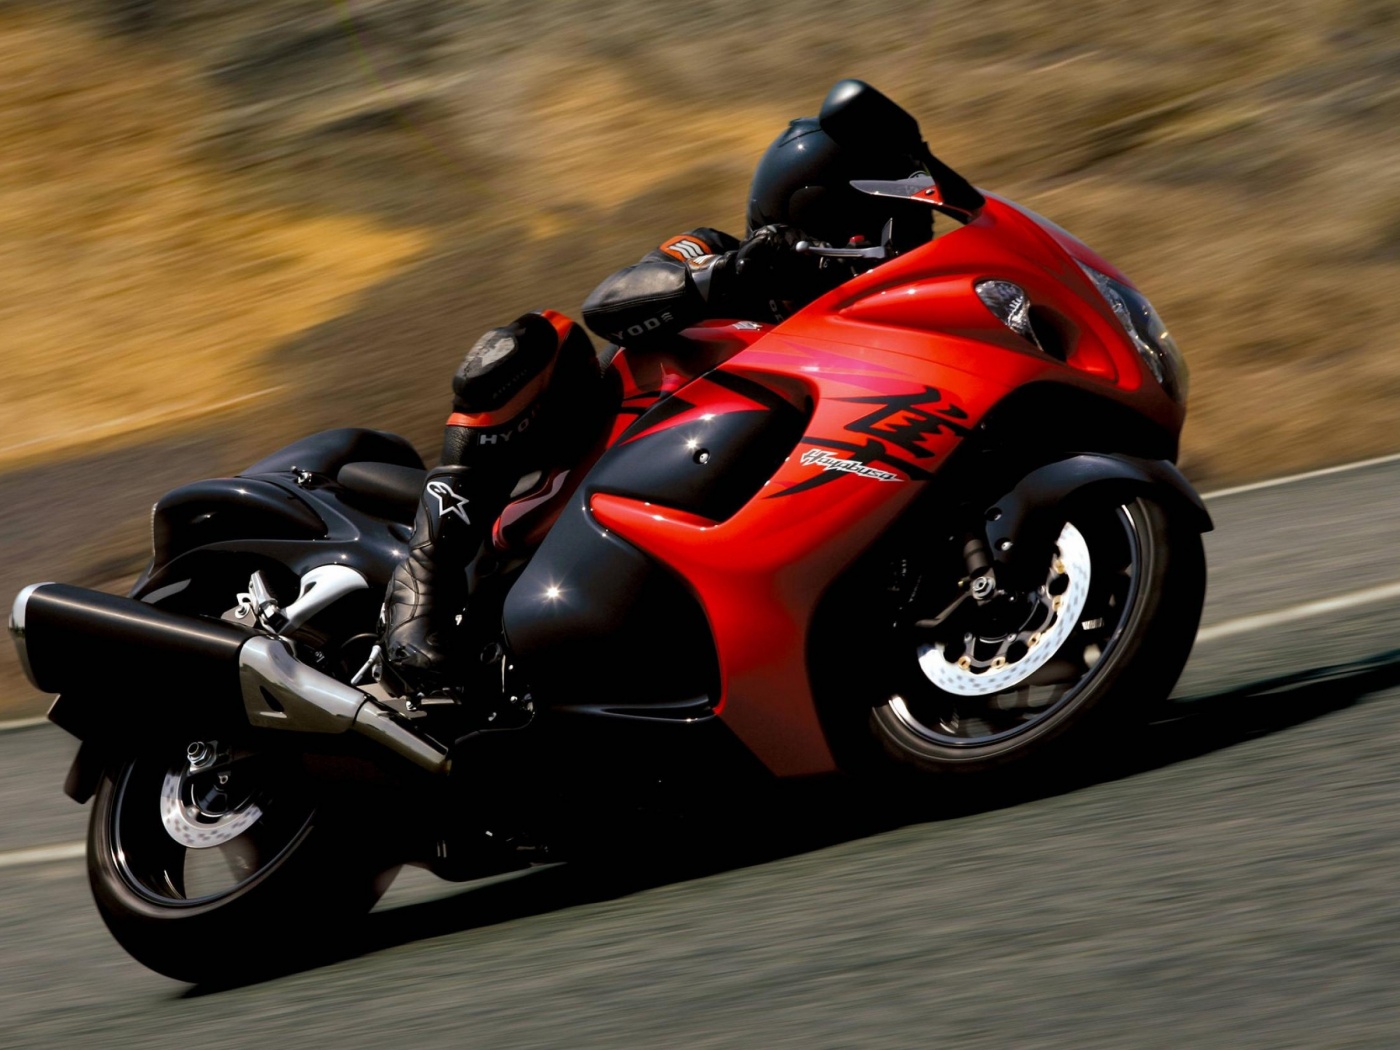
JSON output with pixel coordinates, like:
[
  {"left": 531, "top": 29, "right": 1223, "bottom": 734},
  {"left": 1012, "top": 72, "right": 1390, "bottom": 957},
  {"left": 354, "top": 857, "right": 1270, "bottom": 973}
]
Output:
[{"left": 380, "top": 79, "right": 945, "bottom": 696}]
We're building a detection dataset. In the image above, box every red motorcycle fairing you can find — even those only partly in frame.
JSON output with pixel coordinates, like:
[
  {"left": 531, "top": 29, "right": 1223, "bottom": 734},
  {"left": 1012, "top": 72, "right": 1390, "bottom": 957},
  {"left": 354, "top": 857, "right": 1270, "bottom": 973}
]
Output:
[
  {"left": 585, "top": 346, "right": 1000, "bottom": 776},
  {"left": 504, "top": 193, "right": 1188, "bottom": 778},
  {"left": 779, "top": 193, "right": 1185, "bottom": 438}
]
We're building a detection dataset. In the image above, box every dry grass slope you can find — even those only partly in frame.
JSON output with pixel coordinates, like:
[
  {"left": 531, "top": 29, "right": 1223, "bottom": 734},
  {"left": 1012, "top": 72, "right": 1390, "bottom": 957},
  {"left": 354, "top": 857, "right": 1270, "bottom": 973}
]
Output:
[
  {"left": 0, "top": 9, "right": 429, "bottom": 468},
  {"left": 7, "top": 0, "right": 1400, "bottom": 480}
]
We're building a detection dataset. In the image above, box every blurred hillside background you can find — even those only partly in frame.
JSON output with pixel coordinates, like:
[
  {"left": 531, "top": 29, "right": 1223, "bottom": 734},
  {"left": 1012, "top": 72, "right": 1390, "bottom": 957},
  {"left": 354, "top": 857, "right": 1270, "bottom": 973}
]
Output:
[{"left": 0, "top": 0, "right": 1397, "bottom": 714}]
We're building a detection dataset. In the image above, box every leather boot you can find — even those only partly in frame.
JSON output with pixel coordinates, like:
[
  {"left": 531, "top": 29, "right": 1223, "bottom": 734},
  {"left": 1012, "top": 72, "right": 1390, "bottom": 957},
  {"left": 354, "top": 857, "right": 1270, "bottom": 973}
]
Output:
[
  {"left": 381, "top": 464, "right": 487, "bottom": 695},
  {"left": 381, "top": 311, "right": 603, "bottom": 695}
]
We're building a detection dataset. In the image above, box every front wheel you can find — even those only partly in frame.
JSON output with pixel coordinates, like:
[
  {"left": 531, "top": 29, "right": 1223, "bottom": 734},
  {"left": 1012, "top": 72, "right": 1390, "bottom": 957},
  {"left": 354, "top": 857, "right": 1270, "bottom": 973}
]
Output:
[
  {"left": 867, "top": 495, "right": 1205, "bottom": 774},
  {"left": 89, "top": 739, "right": 390, "bottom": 983}
]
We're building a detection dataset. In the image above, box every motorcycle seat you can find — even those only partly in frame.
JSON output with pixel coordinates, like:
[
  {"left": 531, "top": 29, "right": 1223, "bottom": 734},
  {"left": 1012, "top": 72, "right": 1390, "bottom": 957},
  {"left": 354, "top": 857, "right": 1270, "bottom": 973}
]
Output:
[{"left": 336, "top": 461, "right": 426, "bottom": 520}]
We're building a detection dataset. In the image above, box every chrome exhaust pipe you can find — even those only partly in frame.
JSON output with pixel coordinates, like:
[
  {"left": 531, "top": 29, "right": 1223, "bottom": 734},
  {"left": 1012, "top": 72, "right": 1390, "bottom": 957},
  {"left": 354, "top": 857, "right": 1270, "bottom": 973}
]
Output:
[
  {"left": 11, "top": 583, "right": 448, "bottom": 775},
  {"left": 239, "top": 637, "right": 448, "bottom": 773},
  {"left": 9, "top": 582, "right": 51, "bottom": 692}
]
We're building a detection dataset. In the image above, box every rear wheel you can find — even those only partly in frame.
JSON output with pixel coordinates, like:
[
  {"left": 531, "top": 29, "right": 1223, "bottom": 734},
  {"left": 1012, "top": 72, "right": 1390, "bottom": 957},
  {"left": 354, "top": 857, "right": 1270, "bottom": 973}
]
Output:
[
  {"left": 89, "top": 737, "right": 390, "bottom": 983},
  {"left": 866, "top": 495, "right": 1204, "bottom": 774}
]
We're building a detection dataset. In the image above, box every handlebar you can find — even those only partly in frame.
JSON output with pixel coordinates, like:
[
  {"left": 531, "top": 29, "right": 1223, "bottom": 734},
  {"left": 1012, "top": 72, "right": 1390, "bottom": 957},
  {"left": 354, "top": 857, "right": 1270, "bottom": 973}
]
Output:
[{"left": 794, "top": 218, "right": 896, "bottom": 261}]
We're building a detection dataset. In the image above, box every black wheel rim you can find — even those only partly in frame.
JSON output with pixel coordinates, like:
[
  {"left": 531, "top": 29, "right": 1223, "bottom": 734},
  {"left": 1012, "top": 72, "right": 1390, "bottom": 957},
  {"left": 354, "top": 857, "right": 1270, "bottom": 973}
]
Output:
[
  {"left": 888, "top": 503, "right": 1144, "bottom": 748},
  {"left": 108, "top": 747, "right": 316, "bottom": 907}
]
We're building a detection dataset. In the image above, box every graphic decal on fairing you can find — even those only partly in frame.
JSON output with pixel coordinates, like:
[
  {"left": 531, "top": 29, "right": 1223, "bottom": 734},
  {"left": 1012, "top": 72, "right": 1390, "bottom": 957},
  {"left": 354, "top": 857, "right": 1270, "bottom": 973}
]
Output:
[
  {"left": 799, "top": 447, "right": 903, "bottom": 482},
  {"left": 774, "top": 437, "right": 934, "bottom": 497},
  {"left": 774, "top": 385, "right": 968, "bottom": 497},
  {"left": 617, "top": 370, "right": 794, "bottom": 446},
  {"left": 426, "top": 480, "right": 471, "bottom": 524},
  {"left": 838, "top": 386, "right": 972, "bottom": 458}
]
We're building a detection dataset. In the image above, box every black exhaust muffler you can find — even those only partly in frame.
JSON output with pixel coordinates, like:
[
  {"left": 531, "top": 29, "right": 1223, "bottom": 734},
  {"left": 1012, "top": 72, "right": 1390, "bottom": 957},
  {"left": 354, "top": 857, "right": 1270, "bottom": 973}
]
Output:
[
  {"left": 13, "top": 583, "right": 250, "bottom": 700},
  {"left": 10, "top": 583, "right": 447, "bottom": 773}
]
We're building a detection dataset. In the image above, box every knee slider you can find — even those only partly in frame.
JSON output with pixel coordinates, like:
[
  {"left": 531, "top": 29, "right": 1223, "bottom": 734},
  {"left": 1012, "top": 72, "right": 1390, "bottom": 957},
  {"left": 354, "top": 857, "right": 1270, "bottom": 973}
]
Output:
[{"left": 452, "top": 312, "right": 560, "bottom": 415}]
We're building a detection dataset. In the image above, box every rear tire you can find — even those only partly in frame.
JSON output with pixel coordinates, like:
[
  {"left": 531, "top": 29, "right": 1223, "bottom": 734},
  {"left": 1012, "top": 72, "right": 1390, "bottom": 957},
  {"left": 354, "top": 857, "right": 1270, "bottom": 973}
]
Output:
[
  {"left": 88, "top": 741, "right": 390, "bottom": 984},
  {"left": 865, "top": 495, "right": 1204, "bottom": 775}
]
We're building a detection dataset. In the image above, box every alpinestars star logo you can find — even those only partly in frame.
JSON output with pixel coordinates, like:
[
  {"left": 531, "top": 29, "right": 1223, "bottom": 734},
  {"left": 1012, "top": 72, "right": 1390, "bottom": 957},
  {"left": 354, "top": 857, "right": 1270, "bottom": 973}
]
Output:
[
  {"left": 800, "top": 448, "right": 903, "bottom": 482},
  {"left": 425, "top": 480, "right": 471, "bottom": 524}
]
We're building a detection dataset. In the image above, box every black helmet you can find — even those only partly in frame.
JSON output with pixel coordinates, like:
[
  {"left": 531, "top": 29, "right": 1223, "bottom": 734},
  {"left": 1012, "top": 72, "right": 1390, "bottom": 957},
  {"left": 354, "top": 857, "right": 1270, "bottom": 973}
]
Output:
[{"left": 746, "top": 80, "right": 934, "bottom": 254}]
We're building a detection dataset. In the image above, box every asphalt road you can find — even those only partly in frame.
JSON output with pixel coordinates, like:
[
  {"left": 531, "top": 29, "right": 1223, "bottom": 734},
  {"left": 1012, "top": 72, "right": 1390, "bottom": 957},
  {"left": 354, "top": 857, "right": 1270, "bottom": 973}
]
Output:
[{"left": 4, "top": 457, "right": 1400, "bottom": 1048}]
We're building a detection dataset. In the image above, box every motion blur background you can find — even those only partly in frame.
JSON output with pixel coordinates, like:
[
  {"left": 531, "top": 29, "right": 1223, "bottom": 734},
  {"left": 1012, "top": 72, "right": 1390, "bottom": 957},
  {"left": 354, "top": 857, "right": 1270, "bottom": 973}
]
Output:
[{"left": 1, "top": 0, "right": 1397, "bottom": 716}]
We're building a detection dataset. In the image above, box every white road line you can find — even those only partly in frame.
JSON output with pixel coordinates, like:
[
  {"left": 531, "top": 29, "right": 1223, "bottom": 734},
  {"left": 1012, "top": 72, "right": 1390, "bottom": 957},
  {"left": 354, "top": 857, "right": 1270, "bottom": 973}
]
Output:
[
  {"left": 1196, "top": 580, "right": 1400, "bottom": 643},
  {"left": 0, "top": 716, "right": 49, "bottom": 732},
  {"left": 1202, "top": 450, "right": 1400, "bottom": 500},
  {"left": 0, "top": 842, "right": 84, "bottom": 870}
]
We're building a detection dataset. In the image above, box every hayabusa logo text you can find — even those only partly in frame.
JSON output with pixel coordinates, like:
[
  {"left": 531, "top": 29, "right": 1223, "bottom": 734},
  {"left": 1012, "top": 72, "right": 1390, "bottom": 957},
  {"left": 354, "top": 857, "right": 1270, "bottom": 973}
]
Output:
[
  {"left": 800, "top": 448, "right": 903, "bottom": 482},
  {"left": 768, "top": 384, "right": 966, "bottom": 499}
]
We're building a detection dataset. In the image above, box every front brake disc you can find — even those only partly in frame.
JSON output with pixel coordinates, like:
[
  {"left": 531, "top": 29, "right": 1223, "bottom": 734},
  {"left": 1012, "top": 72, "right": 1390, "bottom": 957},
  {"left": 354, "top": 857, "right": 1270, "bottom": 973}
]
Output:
[{"left": 917, "top": 521, "right": 1091, "bottom": 696}]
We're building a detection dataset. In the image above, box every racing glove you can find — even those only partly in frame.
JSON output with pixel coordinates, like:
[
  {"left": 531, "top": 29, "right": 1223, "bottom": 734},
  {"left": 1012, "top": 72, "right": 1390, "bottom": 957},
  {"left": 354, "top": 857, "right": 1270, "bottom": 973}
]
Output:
[{"left": 732, "top": 224, "right": 820, "bottom": 302}]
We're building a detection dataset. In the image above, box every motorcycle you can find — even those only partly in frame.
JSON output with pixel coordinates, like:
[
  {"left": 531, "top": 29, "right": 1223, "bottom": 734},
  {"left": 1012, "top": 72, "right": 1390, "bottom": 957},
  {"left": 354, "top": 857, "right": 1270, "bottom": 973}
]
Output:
[{"left": 8, "top": 85, "right": 1210, "bottom": 982}]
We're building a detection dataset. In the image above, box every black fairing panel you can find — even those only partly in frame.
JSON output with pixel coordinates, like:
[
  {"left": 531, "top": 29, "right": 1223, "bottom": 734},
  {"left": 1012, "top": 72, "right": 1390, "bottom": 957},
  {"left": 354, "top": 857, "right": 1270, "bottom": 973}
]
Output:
[
  {"left": 501, "top": 501, "right": 717, "bottom": 710},
  {"left": 595, "top": 404, "right": 806, "bottom": 521},
  {"left": 151, "top": 477, "right": 327, "bottom": 568},
  {"left": 137, "top": 476, "right": 412, "bottom": 606},
  {"left": 241, "top": 427, "right": 424, "bottom": 476},
  {"left": 502, "top": 372, "right": 809, "bottom": 710},
  {"left": 136, "top": 428, "right": 426, "bottom": 601}
]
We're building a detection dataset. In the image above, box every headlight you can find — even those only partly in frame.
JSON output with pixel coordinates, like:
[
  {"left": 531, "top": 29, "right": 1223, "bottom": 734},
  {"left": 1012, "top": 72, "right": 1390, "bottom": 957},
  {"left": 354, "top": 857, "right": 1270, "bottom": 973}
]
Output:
[{"left": 1077, "top": 262, "right": 1188, "bottom": 402}]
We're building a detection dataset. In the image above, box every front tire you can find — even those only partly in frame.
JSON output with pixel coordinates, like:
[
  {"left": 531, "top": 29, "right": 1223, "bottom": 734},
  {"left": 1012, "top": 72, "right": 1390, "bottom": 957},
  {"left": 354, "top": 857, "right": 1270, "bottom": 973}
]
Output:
[
  {"left": 89, "top": 741, "right": 389, "bottom": 983},
  {"left": 866, "top": 496, "right": 1204, "bottom": 775}
]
